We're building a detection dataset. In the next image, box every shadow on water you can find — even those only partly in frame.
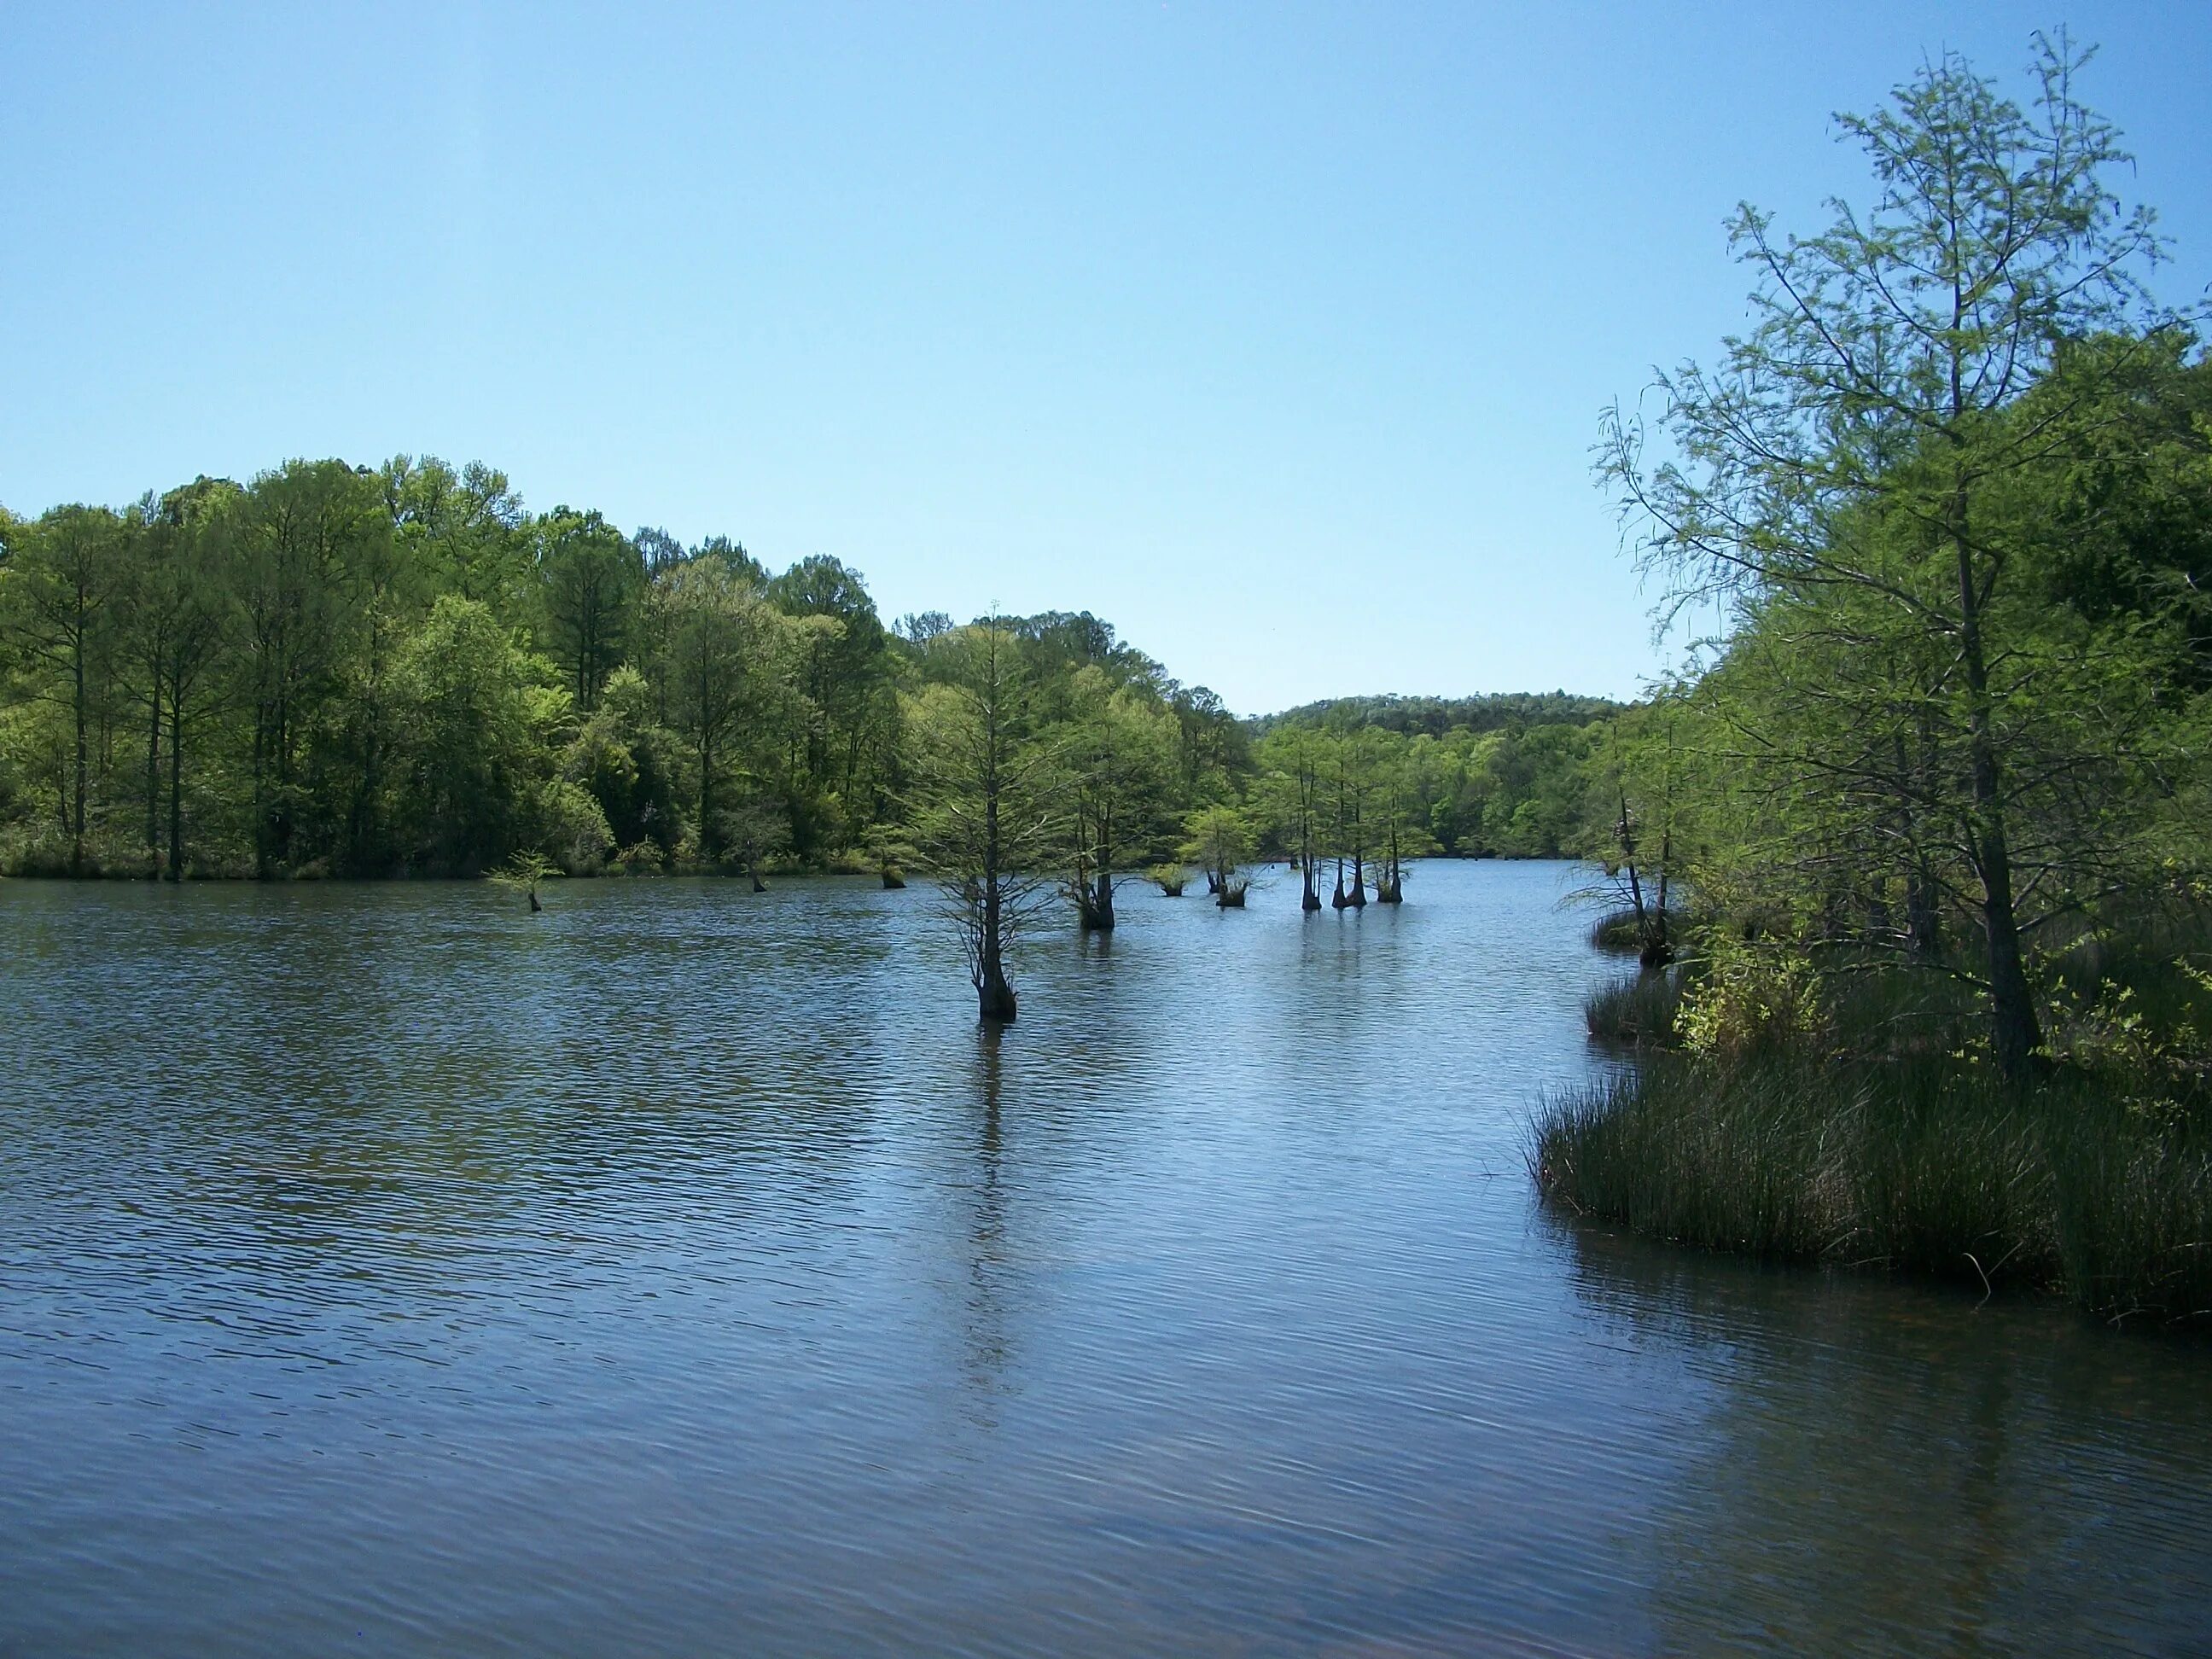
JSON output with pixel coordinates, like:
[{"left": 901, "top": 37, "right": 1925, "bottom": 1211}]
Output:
[{"left": 1556, "top": 1215, "right": 2212, "bottom": 1656}]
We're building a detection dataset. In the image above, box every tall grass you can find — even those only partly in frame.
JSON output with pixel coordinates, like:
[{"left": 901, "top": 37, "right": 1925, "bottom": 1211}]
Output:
[
  {"left": 1533, "top": 1051, "right": 2212, "bottom": 1324},
  {"left": 1583, "top": 967, "right": 1686, "bottom": 1045}
]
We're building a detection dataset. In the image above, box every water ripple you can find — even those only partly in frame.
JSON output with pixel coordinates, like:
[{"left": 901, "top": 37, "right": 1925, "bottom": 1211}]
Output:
[{"left": 0, "top": 864, "right": 2206, "bottom": 1656}]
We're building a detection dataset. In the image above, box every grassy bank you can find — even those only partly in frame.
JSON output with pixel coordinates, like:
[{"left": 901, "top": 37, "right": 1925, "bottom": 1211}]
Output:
[{"left": 1534, "top": 1047, "right": 2212, "bottom": 1324}]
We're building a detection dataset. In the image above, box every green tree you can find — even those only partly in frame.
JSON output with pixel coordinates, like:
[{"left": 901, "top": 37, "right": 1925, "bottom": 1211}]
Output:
[
  {"left": 647, "top": 559, "right": 796, "bottom": 864},
  {"left": 1182, "top": 803, "right": 1253, "bottom": 908},
  {"left": 1257, "top": 724, "right": 1330, "bottom": 911},
  {"left": 1052, "top": 666, "right": 1178, "bottom": 930},
  {"left": 1599, "top": 36, "right": 2180, "bottom": 1074},
  {"left": 123, "top": 480, "right": 234, "bottom": 878},
  {"left": 538, "top": 507, "right": 643, "bottom": 713},
  {"left": 390, "top": 594, "right": 574, "bottom": 873},
  {"left": 232, "top": 459, "right": 389, "bottom": 875},
  {"left": 909, "top": 622, "right": 1057, "bottom": 1022},
  {"left": 0, "top": 504, "right": 128, "bottom": 871}
]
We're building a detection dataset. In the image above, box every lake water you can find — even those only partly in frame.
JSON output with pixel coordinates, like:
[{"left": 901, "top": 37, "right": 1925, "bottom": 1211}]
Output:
[{"left": 1, "top": 861, "right": 2206, "bottom": 1656}]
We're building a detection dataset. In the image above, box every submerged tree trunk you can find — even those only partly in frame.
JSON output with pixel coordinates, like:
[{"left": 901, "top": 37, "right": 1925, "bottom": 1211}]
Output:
[
  {"left": 1077, "top": 869, "right": 1115, "bottom": 931},
  {"left": 1301, "top": 855, "right": 1322, "bottom": 912},
  {"left": 978, "top": 876, "right": 1017, "bottom": 1021}
]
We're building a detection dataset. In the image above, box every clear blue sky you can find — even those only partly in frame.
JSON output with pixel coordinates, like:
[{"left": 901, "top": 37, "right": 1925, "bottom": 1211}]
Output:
[{"left": 3, "top": 3, "right": 2207, "bottom": 714}]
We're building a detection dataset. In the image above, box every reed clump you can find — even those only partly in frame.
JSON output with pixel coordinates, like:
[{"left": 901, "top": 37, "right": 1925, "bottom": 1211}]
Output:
[{"left": 1535, "top": 1048, "right": 2212, "bottom": 1324}]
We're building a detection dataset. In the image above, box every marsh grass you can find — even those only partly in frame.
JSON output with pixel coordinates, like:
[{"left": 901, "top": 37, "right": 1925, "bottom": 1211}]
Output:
[
  {"left": 1534, "top": 1052, "right": 2212, "bottom": 1324},
  {"left": 1583, "top": 968, "right": 1686, "bottom": 1046}
]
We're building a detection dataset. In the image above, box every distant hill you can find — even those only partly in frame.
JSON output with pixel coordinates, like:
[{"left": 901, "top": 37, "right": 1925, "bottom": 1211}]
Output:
[{"left": 1251, "top": 690, "right": 1627, "bottom": 737}]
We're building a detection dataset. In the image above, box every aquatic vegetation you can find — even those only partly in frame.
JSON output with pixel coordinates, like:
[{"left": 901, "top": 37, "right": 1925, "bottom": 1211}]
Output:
[{"left": 1534, "top": 1052, "right": 2212, "bottom": 1324}]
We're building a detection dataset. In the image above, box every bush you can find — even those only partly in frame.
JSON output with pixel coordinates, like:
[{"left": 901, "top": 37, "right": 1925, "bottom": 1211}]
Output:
[{"left": 1678, "top": 940, "right": 1830, "bottom": 1057}]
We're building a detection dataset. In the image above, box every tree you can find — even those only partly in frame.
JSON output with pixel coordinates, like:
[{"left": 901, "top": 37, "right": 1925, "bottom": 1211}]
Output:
[
  {"left": 1183, "top": 804, "right": 1252, "bottom": 909},
  {"left": 1368, "top": 731, "right": 1440, "bottom": 904},
  {"left": 647, "top": 560, "right": 794, "bottom": 864},
  {"left": 909, "top": 622, "right": 1058, "bottom": 1022},
  {"left": 0, "top": 504, "right": 128, "bottom": 871},
  {"left": 232, "top": 459, "right": 388, "bottom": 876},
  {"left": 566, "top": 664, "right": 682, "bottom": 860},
  {"left": 131, "top": 480, "right": 234, "bottom": 879},
  {"left": 766, "top": 555, "right": 897, "bottom": 853},
  {"left": 390, "top": 595, "right": 570, "bottom": 873},
  {"left": 538, "top": 507, "right": 643, "bottom": 713},
  {"left": 1258, "top": 724, "right": 1330, "bottom": 911},
  {"left": 1579, "top": 700, "right": 1691, "bottom": 966},
  {"left": 1598, "top": 35, "right": 2181, "bottom": 1075},
  {"left": 382, "top": 455, "right": 531, "bottom": 618},
  {"left": 1323, "top": 720, "right": 1377, "bottom": 908},
  {"left": 1053, "top": 666, "right": 1177, "bottom": 931}
]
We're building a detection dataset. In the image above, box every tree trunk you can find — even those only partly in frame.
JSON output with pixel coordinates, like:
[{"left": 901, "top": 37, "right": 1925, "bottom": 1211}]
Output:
[
  {"left": 72, "top": 645, "right": 87, "bottom": 876},
  {"left": 1079, "top": 869, "right": 1115, "bottom": 931},
  {"left": 1953, "top": 523, "right": 2040, "bottom": 1078},
  {"left": 143, "top": 666, "right": 162, "bottom": 866},
  {"left": 166, "top": 693, "right": 185, "bottom": 882},
  {"left": 977, "top": 897, "right": 1016, "bottom": 1021}
]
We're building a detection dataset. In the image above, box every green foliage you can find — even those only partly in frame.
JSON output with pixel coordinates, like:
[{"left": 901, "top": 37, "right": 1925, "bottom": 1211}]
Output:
[
  {"left": 1677, "top": 941, "right": 1830, "bottom": 1059},
  {"left": 389, "top": 595, "right": 572, "bottom": 873},
  {"left": 1259, "top": 691, "right": 1623, "bottom": 740},
  {"left": 1, "top": 438, "right": 1631, "bottom": 888},
  {"left": 1599, "top": 35, "right": 2203, "bottom": 1076}
]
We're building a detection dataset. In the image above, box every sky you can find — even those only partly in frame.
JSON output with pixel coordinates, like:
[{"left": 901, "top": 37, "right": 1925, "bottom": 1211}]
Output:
[{"left": 3, "top": 3, "right": 2208, "bottom": 715}]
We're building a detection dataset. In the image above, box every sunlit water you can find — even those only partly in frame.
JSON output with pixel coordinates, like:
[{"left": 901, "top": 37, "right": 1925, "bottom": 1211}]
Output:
[{"left": 1, "top": 861, "right": 2205, "bottom": 1656}]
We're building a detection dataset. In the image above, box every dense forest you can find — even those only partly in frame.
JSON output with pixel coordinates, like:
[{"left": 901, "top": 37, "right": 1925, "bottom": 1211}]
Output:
[
  {"left": 0, "top": 469, "right": 1618, "bottom": 886},
  {"left": 1540, "top": 37, "right": 2212, "bottom": 1321}
]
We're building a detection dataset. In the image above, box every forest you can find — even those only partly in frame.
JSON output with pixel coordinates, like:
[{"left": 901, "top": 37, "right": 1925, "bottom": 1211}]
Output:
[{"left": 0, "top": 466, "right": 1619, "bottom": 893}]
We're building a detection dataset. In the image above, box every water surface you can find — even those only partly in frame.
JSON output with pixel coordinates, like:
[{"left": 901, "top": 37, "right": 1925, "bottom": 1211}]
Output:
[{"left": 1, "top": 862, "right": 2205, "bottom": 1656}]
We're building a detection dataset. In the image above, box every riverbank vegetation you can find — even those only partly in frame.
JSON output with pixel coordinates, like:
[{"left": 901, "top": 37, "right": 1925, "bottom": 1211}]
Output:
[{"left": 1539, "top": 35, "right": 2212, "bottom": 1324}]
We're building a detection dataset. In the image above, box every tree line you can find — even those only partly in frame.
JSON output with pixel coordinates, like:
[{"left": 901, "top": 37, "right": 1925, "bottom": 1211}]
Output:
[{"left": 0, "top": 465, "right": 1621, "bottom": 899}]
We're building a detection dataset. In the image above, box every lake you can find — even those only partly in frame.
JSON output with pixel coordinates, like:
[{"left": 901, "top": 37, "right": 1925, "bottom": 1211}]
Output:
[{"left": 1, "top": 861, "right": 2206, "bottom": 1656}]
